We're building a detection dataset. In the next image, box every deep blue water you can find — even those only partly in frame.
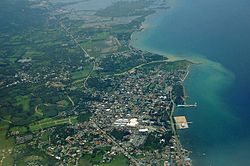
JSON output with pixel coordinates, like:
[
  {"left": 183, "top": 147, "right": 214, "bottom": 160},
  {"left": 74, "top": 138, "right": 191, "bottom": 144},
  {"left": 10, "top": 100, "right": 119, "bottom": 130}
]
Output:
[{"left": 132, "top": 0, "right": 250, "bottom": 165}]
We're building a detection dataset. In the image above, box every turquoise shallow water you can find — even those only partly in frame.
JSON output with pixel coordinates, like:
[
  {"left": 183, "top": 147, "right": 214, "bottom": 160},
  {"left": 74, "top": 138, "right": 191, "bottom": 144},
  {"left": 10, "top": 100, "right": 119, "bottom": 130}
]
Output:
[{"left": 132, "top": 0, "right": 250, "bottom": 165}]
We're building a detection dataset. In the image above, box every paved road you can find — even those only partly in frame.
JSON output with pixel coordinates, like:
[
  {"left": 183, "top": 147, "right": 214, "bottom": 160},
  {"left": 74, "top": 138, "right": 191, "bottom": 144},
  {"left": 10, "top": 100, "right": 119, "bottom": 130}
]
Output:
[
  {"left": 114, "top": 59, "right": 169, "bottom": 76},
  {"left": 169, "top": 99, "right": 186, "bottom": 166},
  {"left": 59, "top": 21, "right": 96, "bottom": 90},
  {"left": 45, "top": 2, "right": 96, "bottom": 90},
  {"left": 83, "top": 60, "right": 96, "bottom": 90},
  {"left": 92, "top": 121, "right": 140, "bottom": 166}
]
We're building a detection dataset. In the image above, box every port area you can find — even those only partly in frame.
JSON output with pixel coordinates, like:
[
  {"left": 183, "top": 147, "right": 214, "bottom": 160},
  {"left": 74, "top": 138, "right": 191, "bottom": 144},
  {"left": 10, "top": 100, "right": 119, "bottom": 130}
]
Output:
[{"left": 174, "top": 116, "right": 189, "bottom": 129}]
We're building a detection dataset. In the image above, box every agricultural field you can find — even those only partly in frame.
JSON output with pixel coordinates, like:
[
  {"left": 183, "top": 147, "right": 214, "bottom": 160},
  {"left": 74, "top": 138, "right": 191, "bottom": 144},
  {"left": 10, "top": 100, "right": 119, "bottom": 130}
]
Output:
[
  {"left": 29, "top": 116, "right": 78, "bottom": 132},
  {"left": 0, "top": 0, "right": 178, "bottom": 165}
]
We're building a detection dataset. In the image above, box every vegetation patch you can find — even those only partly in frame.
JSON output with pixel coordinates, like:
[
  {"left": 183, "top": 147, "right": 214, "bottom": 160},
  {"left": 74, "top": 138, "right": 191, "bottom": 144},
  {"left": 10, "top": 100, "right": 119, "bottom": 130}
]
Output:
[
  {"left": 72, "top": 67, "right": 92, "bottom": 80},
  {"left": 95, "top": 0, "right": 153, "bottom": 17},
  {"left": 100, "top": 155, "right": 129, "bottom": 166},
  {"left": 10, "top": 126, "right": 28, "bottom": 135},
  {"left": 29, "top": 116, "right": 78, "bottom": 132},
  {"left": 0, "top": 130, "right": 15, "bottom": 166},
  {"left": 15, "top": 95, "right": 30, "bottom": 112}
]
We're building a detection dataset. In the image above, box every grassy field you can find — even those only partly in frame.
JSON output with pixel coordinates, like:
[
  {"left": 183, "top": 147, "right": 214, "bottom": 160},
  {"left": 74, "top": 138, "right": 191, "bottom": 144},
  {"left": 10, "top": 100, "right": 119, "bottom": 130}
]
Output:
[
  {"left": 79, "top": 155, "right": 92, "bottom": 166},
  {"left": 10, "top": 126, "right": 28, "bottom": 134},
  {"left": 15, "top": 95, "right": 30, "bottom": 112},
  {"left": 100, "top": 155, "right": 129, "bottom": 166},
  {"left": 56, "top": 99, "right": 69, "bottom": 107},
  {"left": 72, "top": 66, "right": 92, "bottom": 80},
  {"left": 29, "top": 116, "right": 78, "bottom": 132},
  {"left": 22, "top": 49, "right": 45, "bottom": 58},
  {"left": 94, "top": 31, "right": 110, "bottom": 40},
  {"left": 0, "top": 130, "right": 15, "bottom": 166},
  {"left": 95, "top": 0, "right": 152, "bottom": 17}
]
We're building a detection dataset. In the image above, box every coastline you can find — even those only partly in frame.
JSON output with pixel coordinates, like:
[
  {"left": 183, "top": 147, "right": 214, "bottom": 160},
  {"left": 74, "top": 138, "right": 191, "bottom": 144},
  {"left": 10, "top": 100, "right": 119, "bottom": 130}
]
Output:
[
  {"left": 129, "top": 3, "right": 236, "bottom": 165},
  {"left": 130, "top": 1, "right": 250, "bottom": 165},
  {"left": 129, "top": 7, "right": 193, "bottom": 165},
  {"left": 3, "top": 0, "right": 250, "bottom": 165}
]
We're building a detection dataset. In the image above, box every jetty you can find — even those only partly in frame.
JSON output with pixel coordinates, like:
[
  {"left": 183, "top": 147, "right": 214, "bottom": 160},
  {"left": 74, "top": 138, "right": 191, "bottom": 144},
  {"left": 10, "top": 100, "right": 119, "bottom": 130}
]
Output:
[{"left": 177, "top": 102, "right": 197, "bottom": 108}]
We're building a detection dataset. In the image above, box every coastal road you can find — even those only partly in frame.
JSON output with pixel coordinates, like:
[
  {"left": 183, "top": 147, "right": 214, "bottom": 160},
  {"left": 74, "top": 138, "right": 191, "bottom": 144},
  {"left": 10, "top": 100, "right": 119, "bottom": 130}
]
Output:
[
  {"left": 169, "top": 98, "right": 186, "bottom": 165},
  {"left": 180, "top": 65, "right": 191, "bottom": 82},
  {"left": 114, "top": 59, "right": 169, "bottom": 76}
]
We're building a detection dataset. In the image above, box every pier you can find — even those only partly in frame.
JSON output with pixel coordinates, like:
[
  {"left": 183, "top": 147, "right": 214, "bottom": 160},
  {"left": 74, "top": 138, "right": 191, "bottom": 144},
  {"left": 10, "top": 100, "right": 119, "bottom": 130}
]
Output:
[{"left": 177, "top": 102, "right": 197, "bottom": 108}]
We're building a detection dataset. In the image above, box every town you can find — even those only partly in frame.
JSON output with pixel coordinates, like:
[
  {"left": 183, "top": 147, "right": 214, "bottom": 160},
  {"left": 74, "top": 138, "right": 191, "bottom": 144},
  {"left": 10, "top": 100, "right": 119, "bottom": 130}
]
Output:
[{"left": 0, "top": 0, "right": 192, "bottom": 165}]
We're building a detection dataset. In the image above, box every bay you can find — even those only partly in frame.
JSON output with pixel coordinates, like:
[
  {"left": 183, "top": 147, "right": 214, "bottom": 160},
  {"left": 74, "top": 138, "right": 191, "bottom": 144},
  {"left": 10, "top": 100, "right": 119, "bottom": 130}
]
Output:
[{"left": 132, "top": 0, "right": 250, "bottom": 165}]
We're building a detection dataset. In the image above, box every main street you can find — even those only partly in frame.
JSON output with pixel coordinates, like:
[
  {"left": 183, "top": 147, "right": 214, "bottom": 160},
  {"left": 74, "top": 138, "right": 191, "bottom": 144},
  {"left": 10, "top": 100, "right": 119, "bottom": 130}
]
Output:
[{"left": 92, "top": 121, "right": 141, "bottom": 166}]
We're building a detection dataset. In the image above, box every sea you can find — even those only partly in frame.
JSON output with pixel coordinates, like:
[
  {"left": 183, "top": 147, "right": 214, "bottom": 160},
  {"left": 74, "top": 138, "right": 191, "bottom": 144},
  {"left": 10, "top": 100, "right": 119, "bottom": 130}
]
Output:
[{"left": 131, "top": 0, "right": 250, "bottom": 165}]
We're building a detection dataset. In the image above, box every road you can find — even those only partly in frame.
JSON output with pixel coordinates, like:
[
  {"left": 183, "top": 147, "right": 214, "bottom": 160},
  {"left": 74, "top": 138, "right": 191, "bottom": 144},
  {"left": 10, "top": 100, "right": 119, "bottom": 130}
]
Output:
[
  {"left": 83, "top": 60, "right": 96, "bottom": 90},
  {"left": 45, "top": 2, "right": 96, "bottom": 90},
  {"left": 92, "top": 121, "right": 140, "bottom": 166},
  {"left": 180, "top": 65, "right": 191, "bottom": 82},
  {"left": 114, "top": 59, "right": 169, "bottom": 76},
  {"left": 169, "top": 97, "right": 186, "bottom": 165},
  {"left": 67, "top": 95, "right": 75, "bottom": 107},
  {"left": 58, "top": 22, "right": 96, "bottom": 90},
  {"left": 44, "top": 2, "right": 186, "bottom": 164}
]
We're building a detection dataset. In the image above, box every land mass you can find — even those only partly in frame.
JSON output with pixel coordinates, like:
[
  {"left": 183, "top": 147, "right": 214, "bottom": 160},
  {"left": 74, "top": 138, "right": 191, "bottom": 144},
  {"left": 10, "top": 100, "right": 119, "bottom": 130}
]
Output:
[{"left": 0, "top": 0, "right": 192, "bottom": 165}]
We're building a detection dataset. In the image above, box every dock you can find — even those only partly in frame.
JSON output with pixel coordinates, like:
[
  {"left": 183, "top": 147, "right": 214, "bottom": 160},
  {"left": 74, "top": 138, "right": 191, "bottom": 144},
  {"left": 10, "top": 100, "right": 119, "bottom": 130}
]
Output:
[{"left": 177, "top": 102, "right": 197, "bottom": 108}]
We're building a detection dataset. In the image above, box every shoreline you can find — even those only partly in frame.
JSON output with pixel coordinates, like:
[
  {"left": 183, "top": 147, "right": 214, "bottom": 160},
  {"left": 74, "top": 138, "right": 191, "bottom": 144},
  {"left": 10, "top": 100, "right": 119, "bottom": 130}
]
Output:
[
  {"left": 129, "top": 7, "right": 193, "bottom": 165},
  {"left": 131, "top": 3, "right": 243, "bottom": 165},
  {"left": 110, "top": 0, "right": 248, "bottom": 165}
]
